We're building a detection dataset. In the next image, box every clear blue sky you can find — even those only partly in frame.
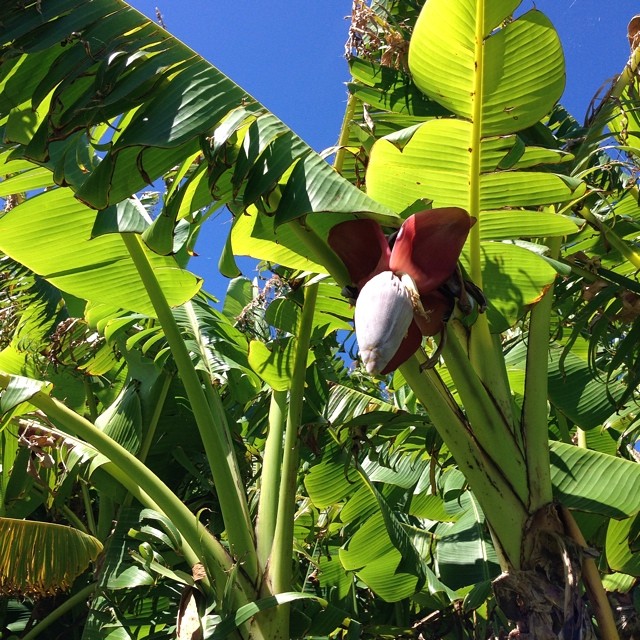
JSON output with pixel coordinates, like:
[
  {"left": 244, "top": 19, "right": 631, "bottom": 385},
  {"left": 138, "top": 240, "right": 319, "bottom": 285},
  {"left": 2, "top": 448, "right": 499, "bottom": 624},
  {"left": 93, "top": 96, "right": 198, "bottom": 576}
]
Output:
[{"left": 126, "top": 0, "right": 639, "bottom": 298}]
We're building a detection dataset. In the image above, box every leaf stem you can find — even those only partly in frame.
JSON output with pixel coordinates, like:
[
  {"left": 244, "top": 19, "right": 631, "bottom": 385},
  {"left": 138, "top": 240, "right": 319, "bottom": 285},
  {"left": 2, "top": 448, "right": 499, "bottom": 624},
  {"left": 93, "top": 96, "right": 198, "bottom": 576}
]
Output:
[
  {"left": 522, "top": 237, "right": 560, "bottom": 511},
  {"left": 288, "top": 220, "right": 351, "bottom": 288},
  {"left": 122, "top": 233, "right": 258, "bottom": 585},
  {"left": 399, "top": 354, "right": 528, "bottom": 568},
  {"left": 256, "top": 389, "right": 287, "bottom": 571},
  {"left": 443, "top": 322, "right": 528, "bottom": 504},
  {"left": 269, "top": 283, "right": 318, "bottom": 631},
  {"left": 560, "top": 506, "right": 620, "bottom": 640}
]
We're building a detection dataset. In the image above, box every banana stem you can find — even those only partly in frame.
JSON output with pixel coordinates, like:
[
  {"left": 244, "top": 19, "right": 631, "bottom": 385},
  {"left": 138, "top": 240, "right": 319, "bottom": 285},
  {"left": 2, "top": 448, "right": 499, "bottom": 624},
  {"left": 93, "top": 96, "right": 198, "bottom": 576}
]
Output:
[
  {"left": 122, "top": 233, "right": 258, "bottom": 585},
  {"left": 256, "top": 389, "right": 287, "bottom": 571},
  {"left": 399, "top": 354, "right": 528, "bottom": 569},
  {"left": 268, "top": 283, "right": 318, "bottom": 634},
  {"left": 521, "top": 237, "right": 560, "bottom": 512}
]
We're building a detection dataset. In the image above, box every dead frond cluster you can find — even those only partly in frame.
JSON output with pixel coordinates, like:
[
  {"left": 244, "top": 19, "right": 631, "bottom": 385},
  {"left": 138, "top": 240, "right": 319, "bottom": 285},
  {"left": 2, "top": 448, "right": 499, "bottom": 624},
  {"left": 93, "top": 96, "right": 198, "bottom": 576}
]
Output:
[{"left": 345, "top": 0, "right": 410, "bottom": 70}]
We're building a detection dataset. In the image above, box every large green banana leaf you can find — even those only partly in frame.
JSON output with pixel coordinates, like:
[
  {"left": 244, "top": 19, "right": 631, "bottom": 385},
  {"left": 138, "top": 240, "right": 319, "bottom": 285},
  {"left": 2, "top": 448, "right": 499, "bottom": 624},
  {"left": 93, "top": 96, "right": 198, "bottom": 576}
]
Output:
[
  {"left": 0, "top": 0, "right": 396, "bottom": 299},
  {"left": 0, "top": 189, "right": 200, "bottom": 315},
  {"left": 364, "top": 0, "right": 581, "bottom": 329}
]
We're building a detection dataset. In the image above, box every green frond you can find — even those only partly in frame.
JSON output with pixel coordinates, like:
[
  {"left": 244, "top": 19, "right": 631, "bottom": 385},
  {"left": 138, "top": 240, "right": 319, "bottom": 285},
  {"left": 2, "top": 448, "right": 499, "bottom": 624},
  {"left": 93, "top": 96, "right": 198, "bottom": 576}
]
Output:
[{"left": 0, "top": 517, "right": 102, "bottom": 597}]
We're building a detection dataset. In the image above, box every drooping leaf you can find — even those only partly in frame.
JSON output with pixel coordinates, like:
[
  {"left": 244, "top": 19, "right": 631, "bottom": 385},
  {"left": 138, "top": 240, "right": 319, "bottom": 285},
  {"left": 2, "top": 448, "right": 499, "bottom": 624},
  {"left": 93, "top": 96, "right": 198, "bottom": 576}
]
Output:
[{"left": 0, "top": 517, "right": 102, "bottom": 596}]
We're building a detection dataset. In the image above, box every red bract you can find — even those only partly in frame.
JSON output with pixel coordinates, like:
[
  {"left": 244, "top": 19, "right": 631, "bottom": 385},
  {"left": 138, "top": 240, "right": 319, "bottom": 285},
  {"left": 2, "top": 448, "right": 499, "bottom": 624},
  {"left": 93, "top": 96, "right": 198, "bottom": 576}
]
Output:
[{"left": 328, "top": 207, "right": 475, "bottom": 375}]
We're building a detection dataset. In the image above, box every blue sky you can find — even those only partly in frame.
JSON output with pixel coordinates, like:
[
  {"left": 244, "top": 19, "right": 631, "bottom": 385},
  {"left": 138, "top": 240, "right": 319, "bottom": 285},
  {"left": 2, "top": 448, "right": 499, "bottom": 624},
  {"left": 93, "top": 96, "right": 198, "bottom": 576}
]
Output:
[{"left": 126, "top": 0, "right": 639, "bottom": 298}]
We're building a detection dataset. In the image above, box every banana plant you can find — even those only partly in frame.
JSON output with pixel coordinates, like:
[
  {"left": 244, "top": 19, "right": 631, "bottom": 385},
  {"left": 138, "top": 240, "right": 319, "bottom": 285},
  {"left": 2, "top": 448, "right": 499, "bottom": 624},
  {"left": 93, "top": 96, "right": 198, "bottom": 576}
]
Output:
[
  {"left": 322, "top": 1, "right": 640, "bottom": 636},
  {"left": 2, "top": 0, "right": 640, "bottom": 638}
]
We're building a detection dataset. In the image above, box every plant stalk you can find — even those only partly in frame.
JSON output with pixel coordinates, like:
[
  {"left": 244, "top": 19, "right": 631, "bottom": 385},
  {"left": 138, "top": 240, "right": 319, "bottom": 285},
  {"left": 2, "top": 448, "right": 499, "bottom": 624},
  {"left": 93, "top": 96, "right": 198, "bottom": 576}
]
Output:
[
  {"left": 268, "top": 282, "right": 318, "bottom": 634},
  {"left": 399, "top": 354, "right": 528, "bottom": 568},
  {"left": 256, "top": 389, "right": 287, "bottom": 571},
  {"left": 288, "top": 220, "right": 351, "bottom": 288},
  {"left": 521, "top": 237, "right": 560, "bottom": 511},
  {"left": 443, "top": 322, "right": 529, "bottom": 504},
  {"left": 560, "top": 506, "right": 620, "bottom": 640},
  {"left": 122, "top": 233, "right": 258, "bottom": 584}
]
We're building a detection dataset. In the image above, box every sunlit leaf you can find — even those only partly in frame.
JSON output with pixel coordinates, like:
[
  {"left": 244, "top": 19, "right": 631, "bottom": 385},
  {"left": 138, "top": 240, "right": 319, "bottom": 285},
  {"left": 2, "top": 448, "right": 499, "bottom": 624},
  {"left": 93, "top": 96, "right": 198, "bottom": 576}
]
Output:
[
  {"left": 409, "top": 3, "right": 563, "bottom": 135},
  {"left": 0, "top": 189, "right": 201, "bottom": 316}
]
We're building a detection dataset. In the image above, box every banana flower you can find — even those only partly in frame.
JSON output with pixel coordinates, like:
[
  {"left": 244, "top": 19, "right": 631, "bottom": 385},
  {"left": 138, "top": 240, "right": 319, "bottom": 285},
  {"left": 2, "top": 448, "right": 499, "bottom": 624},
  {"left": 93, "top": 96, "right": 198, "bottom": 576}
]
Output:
[{"left": 328, "top": 207, "right": 476, "bottom": 375}]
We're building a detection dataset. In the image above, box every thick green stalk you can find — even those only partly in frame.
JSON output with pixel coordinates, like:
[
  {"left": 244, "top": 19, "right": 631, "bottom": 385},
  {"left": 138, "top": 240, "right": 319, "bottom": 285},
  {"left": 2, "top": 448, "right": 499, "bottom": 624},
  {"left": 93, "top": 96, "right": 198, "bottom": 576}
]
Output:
[
  {"left": 122, "top": 233, "right": 258, "bottom": 584},
  {"left": 268, "top": 283, "right": 319, "bottom": 634},
  {"left": 560, "top": 506, "right": 620, "bottom": 640},
  {"left": 468, "top": 316, "right": 516, "bottom": 431},
  {"left": 256, "top": 389, "right": 287, "bottom": 571},
  {"left": 521, "top": 237, "right": 560, "bottom": 511},
  {"left": 183, "top": 300, "right": 257, "bottom": 552},
  {"left": 399, "top": 354, "right": 528, "bottom": 568},
  {"left": 443, "top": 322, "right": 528, "bottom": 504}
]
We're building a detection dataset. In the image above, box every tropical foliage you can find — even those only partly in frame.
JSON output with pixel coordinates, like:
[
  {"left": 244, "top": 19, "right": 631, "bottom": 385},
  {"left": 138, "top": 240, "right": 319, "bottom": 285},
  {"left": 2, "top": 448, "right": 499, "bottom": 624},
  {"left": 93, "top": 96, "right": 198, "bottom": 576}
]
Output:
[{"left": 0, "top": 0, "right": 639, "bottom": 638}]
